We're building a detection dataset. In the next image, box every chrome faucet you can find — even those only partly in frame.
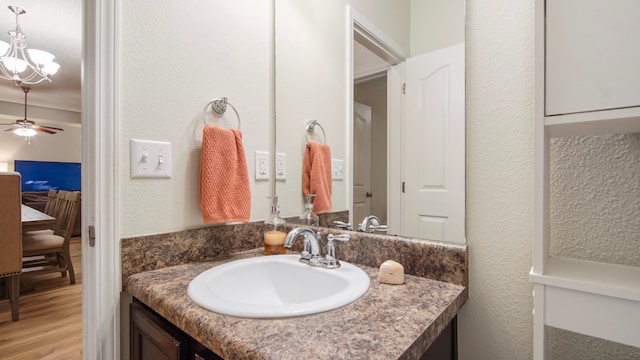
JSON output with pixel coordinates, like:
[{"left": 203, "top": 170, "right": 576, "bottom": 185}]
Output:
[
  {"left": 284, "top": 228, "right": 351, "bottom": 269},
  {"left": 283, "top": 227, "right": 321, "bottom": 262},
  {"left": 358, "top": 215, "right": 387, "bottom": 233}
]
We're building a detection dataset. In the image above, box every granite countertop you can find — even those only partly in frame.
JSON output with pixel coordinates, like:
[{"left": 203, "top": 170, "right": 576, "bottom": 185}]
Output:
[{"left": 126, "top": 249, "right": 468, "bottom": 360}]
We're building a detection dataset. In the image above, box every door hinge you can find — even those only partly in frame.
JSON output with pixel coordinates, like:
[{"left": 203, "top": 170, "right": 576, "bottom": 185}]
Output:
[
  {"left": 88, "top": 225, "right": 96, "bottom": 247},
  {"left": 402, "top": 181, "right": 405, "bottom": 193},
  {"left": 402, "top": 83, "right": 406, "bottom": 95}
]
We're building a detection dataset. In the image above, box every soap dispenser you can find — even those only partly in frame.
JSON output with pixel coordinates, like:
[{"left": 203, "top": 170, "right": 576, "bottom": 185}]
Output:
[
  {"left": 299, "top": 194, "right": 319, "bottom": 226},
  {"left": 264, "top": 196, "right": 287, "bottom": 255}
]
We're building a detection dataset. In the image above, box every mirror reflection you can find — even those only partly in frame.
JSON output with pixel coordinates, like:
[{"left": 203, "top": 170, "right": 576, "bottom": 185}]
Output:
[{"left": 275, "top": 0, "right": 465, "bottom": 244}]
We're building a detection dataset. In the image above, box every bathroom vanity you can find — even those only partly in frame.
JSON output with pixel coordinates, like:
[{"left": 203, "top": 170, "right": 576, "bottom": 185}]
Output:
[{"left": 122, "top": 225, "right": 468, "bottom": 359}]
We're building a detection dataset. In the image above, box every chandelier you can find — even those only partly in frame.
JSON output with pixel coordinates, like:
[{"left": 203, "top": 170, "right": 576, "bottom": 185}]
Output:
[{"left": 0, "top": 6, "right": 60, "bottom": 85}]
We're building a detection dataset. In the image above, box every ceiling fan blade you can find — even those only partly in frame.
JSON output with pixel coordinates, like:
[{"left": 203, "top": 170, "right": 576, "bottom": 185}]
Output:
[
  {"left": 34, "top": 126, "right": 57, "bottom": 134},
  {"left": 4, "top": 126, "right": 19, "bottom": 131},
  {"left": 38, "top": 125, "right": 65, "bottom": 131}
]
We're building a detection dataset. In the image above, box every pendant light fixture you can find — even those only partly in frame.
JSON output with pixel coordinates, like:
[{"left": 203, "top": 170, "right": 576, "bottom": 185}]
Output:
[{"left": 0, "top": 6, "right": 60, "bottom": 85}]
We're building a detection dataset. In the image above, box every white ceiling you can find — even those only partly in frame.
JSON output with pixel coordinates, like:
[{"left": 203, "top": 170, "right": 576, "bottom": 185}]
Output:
[
  {"left": 354, "top": 40, "right": 390, "bottom": 79},
  {"left": 0, "top": 0, "right": 81, "bottom": 120}
]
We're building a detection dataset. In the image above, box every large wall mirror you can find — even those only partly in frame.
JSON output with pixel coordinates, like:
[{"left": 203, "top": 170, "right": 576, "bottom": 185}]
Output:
[{"left": 274, "top": 0, "right": 466, "bottom": 244}]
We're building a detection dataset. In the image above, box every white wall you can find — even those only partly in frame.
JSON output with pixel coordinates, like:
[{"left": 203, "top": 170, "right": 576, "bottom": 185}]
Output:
[
  {"left": 119, "top": 1, "right": 273, "bottom": 236},
  {"left": 411, "top": 0, "right": 465, "bottom": 56},
  {"left": 0, "top": 123, "right": 81, "bottom": 170},
  {"left": 274, "top": 0, "right": 410, "bottom": 219},
  {"left": 460, "top": 0, "right": 535, "bottom": 358},
  {"left": 354, "top": 76, "right": 387, "bottom": 224}
]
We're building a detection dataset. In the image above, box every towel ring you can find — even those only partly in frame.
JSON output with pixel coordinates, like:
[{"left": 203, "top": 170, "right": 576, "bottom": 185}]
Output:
[
  {"left": 202, "top": 97, "right": 241, "bottom": 130},
  {"left": 305, "top": 120, "right": 326, "bottom": 143}
]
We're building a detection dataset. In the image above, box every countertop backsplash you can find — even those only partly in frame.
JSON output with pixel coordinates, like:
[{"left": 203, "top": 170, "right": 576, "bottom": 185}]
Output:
[{"left": 121, "top": 219, "right": 467, "bottom": 291}]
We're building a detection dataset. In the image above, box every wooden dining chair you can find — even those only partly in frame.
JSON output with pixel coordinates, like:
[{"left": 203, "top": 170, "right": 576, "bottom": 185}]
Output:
[
  {"left": 0, "top": 172, "right": 23, "bottom": 321},
  {"left": 23, "top": 189, "right": 60, "bottom": 237},
  {"left": 43, "top": 189, "right": 61, "bottom": 217},
  {"left": 22, "top": 191, "right": 81, "bottom": 285}
]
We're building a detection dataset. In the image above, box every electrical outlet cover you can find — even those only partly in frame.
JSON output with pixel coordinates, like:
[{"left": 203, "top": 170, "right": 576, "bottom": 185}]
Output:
[
  {"left": 255, "top": 151, "right": 270, "bottom": 180},
  {"left": 276, "top": 153, "right": 287, "bottom": 180}
]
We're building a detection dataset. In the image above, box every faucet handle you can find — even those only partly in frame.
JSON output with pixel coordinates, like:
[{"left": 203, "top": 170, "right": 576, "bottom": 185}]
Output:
[
  {"left": 327, "top": 234, "right": 350, "bottom": 243},
  {"left": 333, "top": 221, "right": 352, "bottom": 230},
  {"left": 325, "top": 234, "right": 350, "bottom": 269}
]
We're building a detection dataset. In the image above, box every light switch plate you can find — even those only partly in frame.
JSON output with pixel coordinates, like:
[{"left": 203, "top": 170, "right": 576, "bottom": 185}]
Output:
[
  {"left": 276, "top": 153, "right": 286, "bottom": 180},
  {"left": 332, "top": 159, "right": 344, "bottom": 180},
  {"left": 255, "top": 151, "right": 270, "bottom": 180},
  {"left": 130, "top": 139, "right": 172, "bottom": 178}
]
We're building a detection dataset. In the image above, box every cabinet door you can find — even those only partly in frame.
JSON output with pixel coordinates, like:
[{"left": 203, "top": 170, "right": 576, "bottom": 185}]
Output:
[
  {"left": 420, "top": 316, "right": 457, "bottom": 360},
  {"left": 131, "top": 301, "right": 189, "bottom": 360},
  {"left": 545, "top": 0, "right": 640, "bottom": 116}
]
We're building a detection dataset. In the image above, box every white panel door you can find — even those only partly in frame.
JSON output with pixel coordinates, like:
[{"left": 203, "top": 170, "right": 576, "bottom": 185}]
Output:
[
  {"left": 353, "top": 101, "right": 372, "bottom": 225},
  {"left": 402, "top": 43, "right": 465, "bottom": 243}
]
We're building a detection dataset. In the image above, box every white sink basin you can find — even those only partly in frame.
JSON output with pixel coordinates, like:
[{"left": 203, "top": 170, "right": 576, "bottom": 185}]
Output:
[{"left": 187, "top": 255, "right": 370, "bottom": 318}]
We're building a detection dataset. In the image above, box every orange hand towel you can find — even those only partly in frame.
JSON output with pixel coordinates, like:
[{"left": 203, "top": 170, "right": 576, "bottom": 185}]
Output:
[
  {"left": 200, "top": 125, "right": 251, "bottom": 223},
  {"left": 302, "top": 141, "right": 332, "bottom": 214}
]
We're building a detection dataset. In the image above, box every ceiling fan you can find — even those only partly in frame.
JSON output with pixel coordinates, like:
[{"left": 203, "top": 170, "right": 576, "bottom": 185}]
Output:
[{"left": 1, "top": 86, "right": 64, "bottom": 137}]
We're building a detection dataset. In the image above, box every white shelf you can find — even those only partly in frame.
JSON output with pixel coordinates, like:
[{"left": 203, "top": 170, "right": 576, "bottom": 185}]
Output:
[
  {"left": 530, "top": 256, "right": 640, "bottom": 302},
  {"left": 534, "top": 0, "right": 640, "bottom": 356},
  {"left": 543, "top": 283, "right": 640, "bottom": 348},
  {"left": 544, "top": 106, "right": 640, "bottom": 138},
  {"left": 531, "top": 257, "right": 640, "bottom": 348}
]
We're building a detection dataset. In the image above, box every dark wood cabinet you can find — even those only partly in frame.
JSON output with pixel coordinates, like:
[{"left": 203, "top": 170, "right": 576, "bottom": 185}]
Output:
[
  {"left": 130, "top": 300, "right": 222, "bottom": 360},
  {"left": 420, "top": 316, "right": 457, "bottom": 360},
  {"left": 131, "top": 301, "right": 189, "bottom": 360}
]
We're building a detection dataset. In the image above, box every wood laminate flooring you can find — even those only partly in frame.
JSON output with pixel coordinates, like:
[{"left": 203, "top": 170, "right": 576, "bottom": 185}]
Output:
[{"left": 0, "top": 236, "right": 82, "bottom": 359}]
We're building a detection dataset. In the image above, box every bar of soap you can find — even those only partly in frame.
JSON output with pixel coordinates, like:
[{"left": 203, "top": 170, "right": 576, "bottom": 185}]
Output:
[{"left": 378, "top": 260, "right": 404, "bottom": 284}]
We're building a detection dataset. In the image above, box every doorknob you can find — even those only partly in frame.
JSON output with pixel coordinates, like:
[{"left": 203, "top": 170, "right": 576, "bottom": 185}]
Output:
[{"left": 366, "top": 192, "right": 373, "bottom": 198}]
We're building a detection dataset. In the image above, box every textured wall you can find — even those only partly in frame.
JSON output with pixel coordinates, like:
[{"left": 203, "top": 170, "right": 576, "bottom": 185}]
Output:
[
  {"left": 462, "top": 1, "right": 640, "bottom": 359},
  {"left": 548, "top": 327, "right": 640, "bottom": 360},
  {"left": 461, "top": 0, "right": 535, "bottom": 359},
  {"left": 550, "top": 133, "right": 640, "bottom": 267},
  {"left": 548, "top": 132, "right": 640, "bottom": 359}
]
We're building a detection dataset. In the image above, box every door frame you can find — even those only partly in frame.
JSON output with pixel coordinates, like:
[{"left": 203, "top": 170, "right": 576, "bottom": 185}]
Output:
[
  {"left": 82, "top": 0, "right": 120, "bottom": 358},
  {"left": 346, "top": 6, "right": 406, "bottom": 230}
]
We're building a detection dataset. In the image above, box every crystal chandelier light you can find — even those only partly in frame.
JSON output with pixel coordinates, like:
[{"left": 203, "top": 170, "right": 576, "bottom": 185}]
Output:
[{"left": 0, "top": 6, "right": 60, "bottom": 85}]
